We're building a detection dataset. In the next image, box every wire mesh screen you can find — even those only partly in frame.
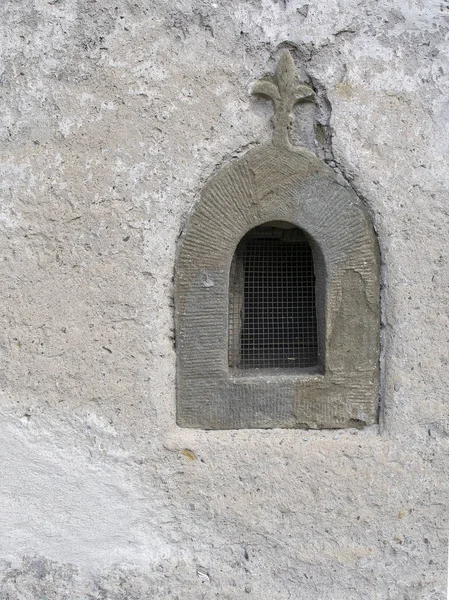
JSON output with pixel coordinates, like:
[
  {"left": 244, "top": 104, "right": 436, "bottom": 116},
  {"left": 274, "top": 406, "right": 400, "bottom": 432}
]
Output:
[{"left": 229, "top": 225, "right": 318, "bottom": 369}]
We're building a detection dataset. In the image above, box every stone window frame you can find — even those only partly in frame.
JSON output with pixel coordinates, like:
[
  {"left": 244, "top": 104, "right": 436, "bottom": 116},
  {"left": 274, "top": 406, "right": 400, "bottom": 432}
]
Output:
[{"left": 175, "top": 52, "right": 380, "bottom": 430}]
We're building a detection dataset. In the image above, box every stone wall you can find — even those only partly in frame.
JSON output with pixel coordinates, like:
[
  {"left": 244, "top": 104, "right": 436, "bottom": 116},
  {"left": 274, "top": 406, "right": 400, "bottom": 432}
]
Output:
[{"left": 0, "top": 1, "right": 448, "bottom": 598}]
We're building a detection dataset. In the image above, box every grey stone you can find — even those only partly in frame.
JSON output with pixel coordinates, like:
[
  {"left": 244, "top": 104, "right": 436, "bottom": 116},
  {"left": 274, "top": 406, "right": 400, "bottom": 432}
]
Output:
[{"left": 176, "top": 52, "right": 380, "bottom": 429}]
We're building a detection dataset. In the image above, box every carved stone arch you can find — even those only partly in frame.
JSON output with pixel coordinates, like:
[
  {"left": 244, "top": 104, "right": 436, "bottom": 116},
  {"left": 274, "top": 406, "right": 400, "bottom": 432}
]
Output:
[{"left": 175, "top": 53, "right": 380, "bottom": 430}]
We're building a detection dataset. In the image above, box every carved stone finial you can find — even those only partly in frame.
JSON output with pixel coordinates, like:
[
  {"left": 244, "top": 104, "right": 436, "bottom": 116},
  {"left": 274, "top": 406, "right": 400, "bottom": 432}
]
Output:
[{"left": 252, "top": 50, "right": 315, "bottom": 149}]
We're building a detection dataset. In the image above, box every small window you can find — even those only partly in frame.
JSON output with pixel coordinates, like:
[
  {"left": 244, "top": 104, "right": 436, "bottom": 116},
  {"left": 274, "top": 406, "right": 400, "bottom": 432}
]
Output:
[
  {"left": 175, "top": 52, "right": 380, "bottom": 429},
  {"left": 228, "top": 223, "right": 317, "bottom": 370}
]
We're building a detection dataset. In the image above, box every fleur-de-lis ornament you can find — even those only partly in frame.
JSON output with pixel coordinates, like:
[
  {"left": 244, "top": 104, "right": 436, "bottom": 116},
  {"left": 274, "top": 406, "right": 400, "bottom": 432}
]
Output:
[{"left": 252, "top": 50, "right": 315, "bottom": 149}]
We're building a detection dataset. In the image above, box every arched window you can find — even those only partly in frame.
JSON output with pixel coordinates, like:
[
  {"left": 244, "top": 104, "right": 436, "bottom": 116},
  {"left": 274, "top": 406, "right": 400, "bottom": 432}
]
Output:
[
  {"left": 175, "top": 53, "right": 380, "bottom": 430},
  {"left": 228, "top": 222, "right": 318, "bottom": 370}
]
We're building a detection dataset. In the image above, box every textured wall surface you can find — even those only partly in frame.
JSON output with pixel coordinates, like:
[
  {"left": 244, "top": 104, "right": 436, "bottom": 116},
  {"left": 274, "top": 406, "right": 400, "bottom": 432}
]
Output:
[{"left": 0, "top": 1, "right": 448, "bottom": 598}]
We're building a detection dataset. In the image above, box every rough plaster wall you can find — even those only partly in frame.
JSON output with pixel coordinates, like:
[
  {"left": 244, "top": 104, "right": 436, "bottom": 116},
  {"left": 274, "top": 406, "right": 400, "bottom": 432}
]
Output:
[{"left": 0, "top": 0, "right": 448, "bottom": 598}]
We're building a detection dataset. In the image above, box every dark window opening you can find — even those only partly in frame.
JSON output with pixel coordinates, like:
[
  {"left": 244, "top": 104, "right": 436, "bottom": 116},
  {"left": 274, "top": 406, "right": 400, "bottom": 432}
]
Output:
[{"left": 229, "top": 223, "right": 318, "bottom": 369}]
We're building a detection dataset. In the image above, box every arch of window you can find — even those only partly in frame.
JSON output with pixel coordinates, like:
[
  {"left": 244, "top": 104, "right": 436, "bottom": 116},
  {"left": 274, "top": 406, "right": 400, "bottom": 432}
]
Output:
[{"left": 174, "top": 145, "right": 380, "bottom": 430}]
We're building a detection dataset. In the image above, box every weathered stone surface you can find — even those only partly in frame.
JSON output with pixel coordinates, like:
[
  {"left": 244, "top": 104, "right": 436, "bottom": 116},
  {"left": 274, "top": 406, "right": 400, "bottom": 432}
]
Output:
[
  {"left": 176, "top": 139, "right": 380, "bottom": 429},
  {"left": 0, "top": 0, "right": 448, "bottom": 597}
]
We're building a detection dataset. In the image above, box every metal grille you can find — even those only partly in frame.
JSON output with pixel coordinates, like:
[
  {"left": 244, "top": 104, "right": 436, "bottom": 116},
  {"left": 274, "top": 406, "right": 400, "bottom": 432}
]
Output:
[{"left": 229, "top": 226, "right": 317, "bottom": 369}]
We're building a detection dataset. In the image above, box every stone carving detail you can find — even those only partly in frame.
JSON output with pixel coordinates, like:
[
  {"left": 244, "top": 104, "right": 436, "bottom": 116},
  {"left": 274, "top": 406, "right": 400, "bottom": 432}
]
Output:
[
  {"left": 252, "top": 51, "right": 315, "bottom": 149},
  {"left": 175, "top": 52, "right": 380, "bottom": 430}
]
